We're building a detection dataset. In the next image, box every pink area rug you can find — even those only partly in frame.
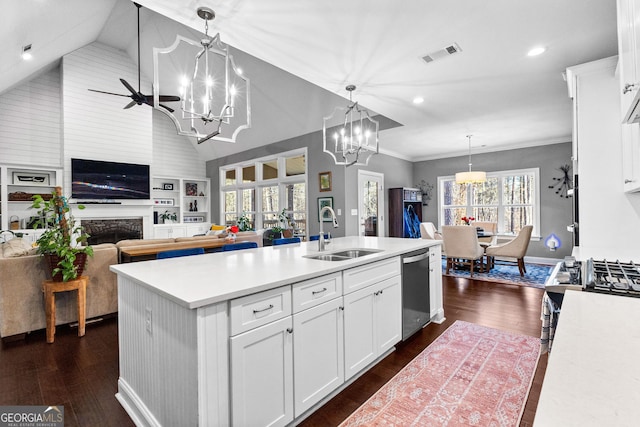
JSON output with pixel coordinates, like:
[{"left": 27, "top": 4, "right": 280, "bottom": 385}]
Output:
[{"left": 340, "top": 321, "right": 540, "bottom": 427}]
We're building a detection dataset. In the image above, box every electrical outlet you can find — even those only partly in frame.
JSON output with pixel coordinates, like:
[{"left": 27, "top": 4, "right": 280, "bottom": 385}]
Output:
[
  {"left": 145, "top": 307, "right": 152, "bottom": 335},
  {"left": 337, "top": 208, "right": 342, "bottom": 216}
]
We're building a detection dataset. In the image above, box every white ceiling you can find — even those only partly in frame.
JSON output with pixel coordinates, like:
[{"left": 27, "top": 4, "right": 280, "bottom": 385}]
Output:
[{"left": 2, "top": 0, "right": 618, "bottom": 161}]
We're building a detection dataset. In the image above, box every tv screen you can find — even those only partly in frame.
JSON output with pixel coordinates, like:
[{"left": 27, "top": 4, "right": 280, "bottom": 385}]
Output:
[{"left": 71, "top": 158, "right": 150, "bottom": 200}]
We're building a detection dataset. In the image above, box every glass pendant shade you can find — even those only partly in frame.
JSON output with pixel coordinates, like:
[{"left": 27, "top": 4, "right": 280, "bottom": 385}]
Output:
[
  {"left": 153, "top": 8, "right": 250, "bottom": 144},
  {"left": 323, "top": 85, "right": 379, "bottom": 167},
  {"left": 455, "top": 135, "right": 486, "bottom": 184}
]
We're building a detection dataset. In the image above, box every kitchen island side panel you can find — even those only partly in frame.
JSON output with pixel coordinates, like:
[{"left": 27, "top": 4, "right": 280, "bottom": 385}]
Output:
[{"left": 117, "top": 276, "right": 199, "bottom": 426}]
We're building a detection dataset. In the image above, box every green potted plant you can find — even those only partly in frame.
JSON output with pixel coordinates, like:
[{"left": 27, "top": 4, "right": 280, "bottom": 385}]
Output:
[
  {"left": 159, "top": 210, "right": 178, "bottom": 224},
  {"left": 30, "top": 188, "right": 93, "bottom": 282}
]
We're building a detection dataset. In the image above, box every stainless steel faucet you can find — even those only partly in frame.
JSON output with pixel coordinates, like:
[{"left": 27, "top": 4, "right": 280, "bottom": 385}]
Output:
[{"left": 318, "top": 206, "right": 339, "bottom": 251}]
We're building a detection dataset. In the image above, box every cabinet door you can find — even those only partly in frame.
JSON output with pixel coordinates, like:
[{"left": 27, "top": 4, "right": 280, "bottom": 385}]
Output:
[
  {"left": 373, "top": 276, "right": 402, "bottom": 354},
  {"left": 343, "top": 286, "right": 376, "bottom": 380},
  {"left": 622, "top": 123, "right": 640, "bottom": 192},
  {"left": 230, "top": 316, "right": 294, "bottom": 427},
  {"left": 619, "top": 0, "right": 638, "bottom": 114},
  {"left": 293, "top": 298, "right": 344, "bottom": 417}
]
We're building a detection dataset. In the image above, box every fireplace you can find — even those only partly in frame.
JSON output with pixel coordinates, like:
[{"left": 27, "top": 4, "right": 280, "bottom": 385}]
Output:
[{"left": 82, "top": 218, "right": 143, "bottom": 245}]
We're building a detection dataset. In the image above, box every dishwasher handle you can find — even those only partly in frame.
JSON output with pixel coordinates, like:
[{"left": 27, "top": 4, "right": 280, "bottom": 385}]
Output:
[{"left": 402, "top": 252, "right": 429, "bottom": 264}]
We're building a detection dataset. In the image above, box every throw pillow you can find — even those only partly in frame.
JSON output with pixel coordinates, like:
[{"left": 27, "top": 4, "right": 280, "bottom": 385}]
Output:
[{"left": 2, "top": 238, "right": 36, "bottom": 257}]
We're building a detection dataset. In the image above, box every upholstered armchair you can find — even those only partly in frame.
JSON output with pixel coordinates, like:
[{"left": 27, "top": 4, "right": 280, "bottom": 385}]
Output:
[
  {"left": 442, "top": 225, "right": 485, "bottom": 277},
  {"left": 485, "top": 225, "right": 533, "bottom": 276},
  {"left": 419, "top": 222, "right": 442, "bottom": 240},
  {"left": 473, "top": 221, "right": 498, "bottom": 244}
]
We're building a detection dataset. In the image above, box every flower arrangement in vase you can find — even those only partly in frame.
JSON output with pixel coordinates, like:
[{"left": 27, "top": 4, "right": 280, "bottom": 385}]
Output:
[
  {"left": 226, "top": 225, "right": 239, "bottom": 242},
  {"left": 461, "top": 216, "right": 475, "bottom": 226}
]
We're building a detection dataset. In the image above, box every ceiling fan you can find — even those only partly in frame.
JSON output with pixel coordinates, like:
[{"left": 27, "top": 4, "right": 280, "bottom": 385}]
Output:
[{"left": 88, "top": 2, "right": 180, "bottom": 112}]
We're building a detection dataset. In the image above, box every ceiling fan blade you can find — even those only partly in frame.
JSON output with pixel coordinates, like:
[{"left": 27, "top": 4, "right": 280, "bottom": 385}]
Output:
[
  {"left": 88, "top": 89, "right": 129, "bottom": 97},
  {"left": 123, "top": 100, "right": 137, "bottom": 109},
  {"left": 120, "top": 79, "right": 138, "bottom": 96},
  {"left": 158, "top": 95, "right": 181, "bottom": 102}
]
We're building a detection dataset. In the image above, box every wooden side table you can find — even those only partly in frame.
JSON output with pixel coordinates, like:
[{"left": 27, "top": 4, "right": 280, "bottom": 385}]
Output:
[{"left": 41, "top": 276, "right": 89, "bottom": 343}]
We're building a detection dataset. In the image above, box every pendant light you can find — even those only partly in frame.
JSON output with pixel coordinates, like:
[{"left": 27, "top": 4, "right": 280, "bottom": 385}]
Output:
[{"left": 455, "top": 135, "right": 486, "bottom": 184}]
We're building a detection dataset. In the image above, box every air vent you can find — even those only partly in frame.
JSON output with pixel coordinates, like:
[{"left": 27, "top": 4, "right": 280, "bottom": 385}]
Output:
[{"left": 421, "top": 42, "right": 462, "bottom": 64}]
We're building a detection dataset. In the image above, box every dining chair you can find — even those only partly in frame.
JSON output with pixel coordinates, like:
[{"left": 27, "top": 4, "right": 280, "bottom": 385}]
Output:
[
  {"left": 485, "top": 225, "right": 533, "bottom": 276},
  {"left": 222, "top": 242, "right": 258, "bottom": 252},
  {"left": 419, "top": 222, "right": 442, "bottom": 240},
  {"left": 473, "top": 221, "right": 498, "bottom": 245},
  {"left": 156, "top": 247, "right": 205, "bottom": 259},
  {"left": 441, "top": 225, "right": 485, "bottom": 277},
  {"left": 272, "top": 237, "right": 301, "bottom": 246}
]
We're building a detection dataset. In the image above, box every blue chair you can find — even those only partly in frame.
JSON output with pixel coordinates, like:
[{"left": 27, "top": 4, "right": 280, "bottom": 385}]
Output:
[
  {"left": 222, "top": 241, "right": 258, "bottom": 252},
  {"left": 157, "top": 247, "right": 205, "bottom": 259},
  {"left": 272, "top": 237, "right": 301, "bottom": 246},
  {"left": 309, "top": 233, "right": 329, "bottom": 241}
]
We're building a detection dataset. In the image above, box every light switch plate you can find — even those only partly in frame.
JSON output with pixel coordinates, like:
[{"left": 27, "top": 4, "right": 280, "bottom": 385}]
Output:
[{"left": 351, "top": 209, "right": 358, "bottom": 216}]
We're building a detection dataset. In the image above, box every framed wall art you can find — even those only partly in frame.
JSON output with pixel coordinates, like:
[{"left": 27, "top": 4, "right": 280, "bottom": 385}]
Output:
[
  {"left": 185, "top": 182, "right": 198, "bottom": 196},
  {"left": 317, "top": 196, "right": 334, "bottom": 222},
  {"left": 163, "top": 183, "right": 174, "bottom": 190},
  {"left": 319, "top": 171, "right": 332, "bottom": 192}
]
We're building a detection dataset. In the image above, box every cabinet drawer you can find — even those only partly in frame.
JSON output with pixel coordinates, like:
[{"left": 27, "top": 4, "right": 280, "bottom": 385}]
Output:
[
  {"left": 292, "top": 272, "right": 343, "bottom": 313},
  {"left": 230, "top": 286, "right": 292, "bottom": 336},
  {"left": 343, "top": 257, "right": 401, "bottom": 294}
]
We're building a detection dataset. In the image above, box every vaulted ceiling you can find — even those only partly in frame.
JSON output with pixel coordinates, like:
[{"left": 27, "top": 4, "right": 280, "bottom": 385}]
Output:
[{"left": 2, "top": 0, "right": 618, "bottom": 161}]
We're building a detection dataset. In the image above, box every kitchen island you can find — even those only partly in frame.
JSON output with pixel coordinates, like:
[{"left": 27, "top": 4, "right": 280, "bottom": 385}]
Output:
[
  {"left": 534, "top": 290, "right": 640, "bottom": 426},
  {"left": 110, "top": 236, "right": 443, "bottom": 426}
]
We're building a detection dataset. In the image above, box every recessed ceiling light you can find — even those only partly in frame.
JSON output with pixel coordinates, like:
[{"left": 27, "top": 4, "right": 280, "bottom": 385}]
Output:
[
  {"left": 413, "top": 96, "right": 424, "bottom": 104},
  {"left": 21, "top": 44, "right": 33, "bottom": 60},
  {"left": 527, "top": 46, "right": 546, "bottom": 57}
]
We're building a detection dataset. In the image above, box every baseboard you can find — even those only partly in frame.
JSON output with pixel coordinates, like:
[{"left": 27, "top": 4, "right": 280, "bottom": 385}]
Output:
[{"left": 116, "top": 378, "right": 162, "bottom": 427}]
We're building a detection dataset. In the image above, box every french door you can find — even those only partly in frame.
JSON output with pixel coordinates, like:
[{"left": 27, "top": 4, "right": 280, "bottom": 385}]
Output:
[{"left": 357, "top": 170, "right": 384, "bottom": 237}]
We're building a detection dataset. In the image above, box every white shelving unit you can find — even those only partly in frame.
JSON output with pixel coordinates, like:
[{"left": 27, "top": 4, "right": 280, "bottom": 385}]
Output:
[
  {"left": 0, "top": 165, "right": 62, "bottom": 232},
  {"left": 151, "top": 176, "right": 210, "bottom": 238}
]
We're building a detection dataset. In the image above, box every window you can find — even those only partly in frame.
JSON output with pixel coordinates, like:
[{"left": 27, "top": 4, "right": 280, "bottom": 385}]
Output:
[
  {"left": 220, "top": 149, "right": 308, "bottom": 238},
  {"left": 438, "top": 168, "right": 539, "bottom": 236}
]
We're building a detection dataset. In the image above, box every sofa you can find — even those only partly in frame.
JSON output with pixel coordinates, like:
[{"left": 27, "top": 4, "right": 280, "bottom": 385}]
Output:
[
  {"left": 0, "top": 242, "right": 118, "bottom": 338},
  {"left": 0, "top": 231, "right": 263, "bottom": 339}
]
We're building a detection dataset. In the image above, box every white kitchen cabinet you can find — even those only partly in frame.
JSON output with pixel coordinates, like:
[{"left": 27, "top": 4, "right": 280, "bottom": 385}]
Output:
[
  {"left": 343, "top": 275, "right": 401, "bottom": 380},
  {"left": 293, "top": 297, "right": 344, "bottom": 417},
  {"left": 621, "top": 124, "right": 640, "bottom": 191},
  {"left": 230, "top": 316, "right": 294, "bottom": 427},
  {"left": 429, "top": 245, "right": 445, "bottom": 323}
]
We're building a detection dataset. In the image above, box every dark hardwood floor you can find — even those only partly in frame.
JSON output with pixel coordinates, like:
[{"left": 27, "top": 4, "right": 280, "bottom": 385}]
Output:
[{"left": 0, "top": 276, "right": 547, "bottom": 427}]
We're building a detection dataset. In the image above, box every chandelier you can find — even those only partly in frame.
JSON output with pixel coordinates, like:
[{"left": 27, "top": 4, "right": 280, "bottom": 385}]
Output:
[
  {"left": 455, "top": 135, "right": 486, "bottom": 184},
  {"left": 323, "top": 85, "right": 379, "bottom": 167},
  {"left": 153, "top": 7, "right": 250, "bottom": 144}
]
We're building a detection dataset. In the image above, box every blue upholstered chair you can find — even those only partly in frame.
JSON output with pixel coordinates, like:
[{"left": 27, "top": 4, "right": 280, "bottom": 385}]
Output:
[
  {"left": 308, "top": 233, "right": 329, "bottom": 241},
  {"left": 272, "top": 237, "right": 301, "bottom": 246},
  {"left": 156, "top": 247, "right": 205, "bottom": 259},
  {"left": 222, "top": 241, "right": 258, "bottom": 252}
]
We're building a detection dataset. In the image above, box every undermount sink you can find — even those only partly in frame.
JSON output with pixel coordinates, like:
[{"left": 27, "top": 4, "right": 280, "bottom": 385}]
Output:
[{"left": 304, "top": 248, "right": 383, "bottom": 261}]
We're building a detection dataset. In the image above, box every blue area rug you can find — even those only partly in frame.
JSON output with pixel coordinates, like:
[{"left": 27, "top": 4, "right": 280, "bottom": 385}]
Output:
[{"left": 441, "top": 259, "right": 552, "bottom": 289}]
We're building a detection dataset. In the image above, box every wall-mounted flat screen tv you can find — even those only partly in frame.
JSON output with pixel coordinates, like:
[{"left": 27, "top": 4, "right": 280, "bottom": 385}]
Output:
[{"left": 71, "top": 158, "right": 150, "bottom": 200}]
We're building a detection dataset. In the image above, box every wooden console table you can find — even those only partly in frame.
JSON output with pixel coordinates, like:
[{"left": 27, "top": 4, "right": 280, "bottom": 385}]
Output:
[
  {"left": 120, "top": 240, "right": 230, "bottom": 262},
  {"left": 42, "top": 275, "right": 89, "bottom": 343}
]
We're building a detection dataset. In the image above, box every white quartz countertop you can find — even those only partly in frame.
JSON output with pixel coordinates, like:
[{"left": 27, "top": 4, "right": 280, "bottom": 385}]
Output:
[
  {"left": 534, "top": 290, "right": 640, "bottom": 426},
  {"left": 110, "top": 236, "right": 440, "bottom": 309}
]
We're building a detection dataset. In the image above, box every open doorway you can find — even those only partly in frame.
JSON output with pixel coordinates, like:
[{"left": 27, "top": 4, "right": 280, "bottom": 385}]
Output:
[{"left": 357, "top": 170, "right": 385, "bottom": 237}]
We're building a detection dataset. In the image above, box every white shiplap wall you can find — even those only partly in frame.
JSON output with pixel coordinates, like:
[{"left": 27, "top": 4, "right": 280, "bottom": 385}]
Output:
[
  {"left": 62, "top": 42, "right": 153, "bottom": 189},
  {"left": 0, "top": 66, "right": 62, "bottom": 167},
  {"left": 152, "top": 110, "right": 205, "bottom": 177}
]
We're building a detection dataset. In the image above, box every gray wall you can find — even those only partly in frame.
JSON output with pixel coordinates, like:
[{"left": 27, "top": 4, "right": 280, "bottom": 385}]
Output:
[
  {"left": 413, "top": 142, "right": 574, "bottom": 259},
  {"left": 206, "top": 129, "right": 414, "bottom": 238}
]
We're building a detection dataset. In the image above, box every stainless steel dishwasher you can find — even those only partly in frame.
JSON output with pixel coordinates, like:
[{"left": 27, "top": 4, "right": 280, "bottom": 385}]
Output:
[{"left": 401, "top": 248, "right": 430, "bottom": 340}]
